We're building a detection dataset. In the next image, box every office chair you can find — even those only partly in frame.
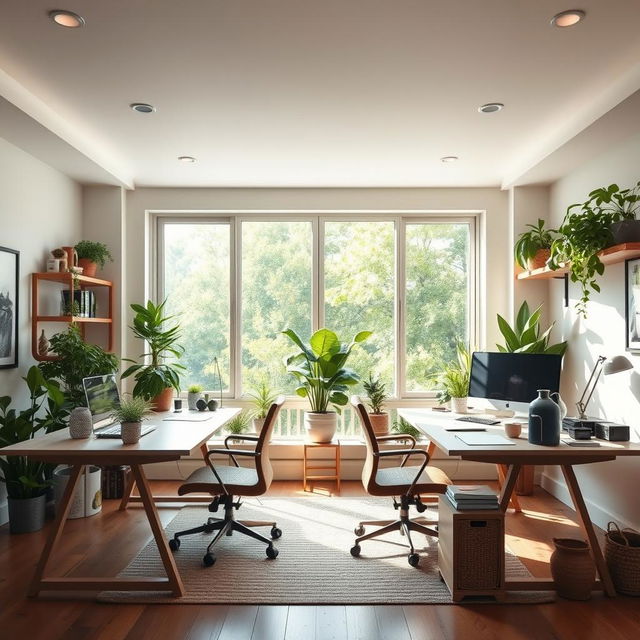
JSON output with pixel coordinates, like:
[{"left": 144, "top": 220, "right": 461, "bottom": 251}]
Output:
[
  {"left": 350, "top": 395, "right": 451, "bottom": 566},
  {"left": 168, "top": 396, "right": 285, "bottom": 567}
]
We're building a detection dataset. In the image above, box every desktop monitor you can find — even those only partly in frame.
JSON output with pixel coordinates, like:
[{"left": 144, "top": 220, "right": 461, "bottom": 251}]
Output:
[
  {"left": 469, "top": 352, "right": 563, "bottom": 413},
  {"left": 83, "top": 374, "right": 121, "bottom": 427}
]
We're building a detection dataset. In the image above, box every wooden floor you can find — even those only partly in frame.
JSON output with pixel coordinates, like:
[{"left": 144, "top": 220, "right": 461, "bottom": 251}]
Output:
[{"left": 1, "top": 480, "right": 639, "bottom": 640}]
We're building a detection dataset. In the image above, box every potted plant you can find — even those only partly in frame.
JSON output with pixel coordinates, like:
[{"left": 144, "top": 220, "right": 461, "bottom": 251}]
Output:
[
  {"left": 247, "top": 381, "right": 278, "bottom": 434},
  {"left": 74, "top": 240, "right": 113, "bottom": 277},
  {"left": 432, "top": 340, "right": 471, "bottom": 413},
  {"left": 122, "top": 299, "right": 185, "bottom": 412},
  {"left": 514, "top": 219, "right": 557, "bottom": 270},
  {"left": 225, "top": 410, "right": 252, "bottom": 439},
  {"left": 110, "top": 395, "right": 153, "bottom": 444},
  {"left": 362, "top": 373, "right": 389, "bottom": 436},
  {"left": 592, "top": 181, "right": 640, "bottom": 244},
  {"left": 187, "top": 384, "right": 203, "bottom": 411},
  {"left": 282, "top": 327, "right": 371, "bottom": 443}
]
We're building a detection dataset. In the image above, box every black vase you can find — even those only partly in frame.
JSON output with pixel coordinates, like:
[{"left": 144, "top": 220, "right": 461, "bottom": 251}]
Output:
[
  {"left": 196, "top": 398, "right": 208, "bottom": 412},
  {"left": 207, "top": 399, "right": 218, "bottom": 412},
  {"left": 528, "top": 389, "right": 560, "bottom": 446}
]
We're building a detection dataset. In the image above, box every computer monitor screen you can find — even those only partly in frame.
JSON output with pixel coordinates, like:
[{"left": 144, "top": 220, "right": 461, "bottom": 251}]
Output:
[
  {"left": 469, "top": 352, "right": 563, "bottom": 412},
  {"left": 83, "top": 374, "right": 120, "bottom": 424}
]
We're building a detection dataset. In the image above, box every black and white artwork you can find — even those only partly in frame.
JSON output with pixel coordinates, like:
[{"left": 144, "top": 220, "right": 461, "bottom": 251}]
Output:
[
  {"left": 0, "top": 246, "right": 19, "bottom": 368},
  {"left": 625, "top": 258, "right": 640, "bottom": 352}
]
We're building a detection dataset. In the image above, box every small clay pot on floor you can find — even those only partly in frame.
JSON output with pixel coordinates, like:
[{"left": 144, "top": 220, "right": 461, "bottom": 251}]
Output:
[{"left": 550, "top": 538, "right": 595, "bottom": 600}]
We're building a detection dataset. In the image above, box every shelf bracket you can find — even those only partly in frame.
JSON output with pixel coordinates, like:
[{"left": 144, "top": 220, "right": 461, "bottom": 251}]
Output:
[{"left": 553, "top": 273, "right": 569, "bottom": 308}]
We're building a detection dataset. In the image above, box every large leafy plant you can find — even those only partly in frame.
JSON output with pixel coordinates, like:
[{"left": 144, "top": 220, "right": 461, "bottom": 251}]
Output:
[
  {"left": 496, "top": 301, "right": 567, "bottom": 355},
  {"left": 514, "top": 219, "right": 557, "bottom": 269},
  {"left": 432, "top": 340, "right": 471, "bottom": 404},
  {"left": 282, "top": 328, "right": 372, "bottom": 413},
  {"left": 122, "top": 299, "right": 185, "bottom": 399}
]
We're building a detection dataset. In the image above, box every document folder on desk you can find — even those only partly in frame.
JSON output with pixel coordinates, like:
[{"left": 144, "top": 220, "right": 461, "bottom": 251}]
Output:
[{"left": 454, "top": 433, "right": 515, "bottom": 446}]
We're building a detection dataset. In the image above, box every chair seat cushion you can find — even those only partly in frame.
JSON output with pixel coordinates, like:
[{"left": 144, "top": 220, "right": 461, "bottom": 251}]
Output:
[
  {"left": 180, "top": 464, "right": 259, "bottom": 493},
  {"left": 375, "top": 464, "right": 450, "bottom": 492}
]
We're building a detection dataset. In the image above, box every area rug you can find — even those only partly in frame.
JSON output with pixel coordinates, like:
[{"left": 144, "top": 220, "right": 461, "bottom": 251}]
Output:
[{"left": 99, "top": 497, "right": 553, "bottom": 604}]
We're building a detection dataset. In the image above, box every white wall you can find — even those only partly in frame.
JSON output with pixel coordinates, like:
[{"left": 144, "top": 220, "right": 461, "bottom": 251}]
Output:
[
  {"left": 0, "top": 136, "right": 82, "bottom": 524},
  {"left": 544, "top": 132, "right": 640, "bottom": 531}
]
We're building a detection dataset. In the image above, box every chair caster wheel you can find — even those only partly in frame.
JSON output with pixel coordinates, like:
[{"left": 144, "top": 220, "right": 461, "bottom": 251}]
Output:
[
  {"left": 203, "top": 553, "right": 216, "bottom": 567},
  {"left": 270, "top": 527, "right": 282, "bottom": 539},
  {"left": 350, "top": 544, "right": 361, "bottom": 557},
  {"left": 266, "top": 545, "right": 279, "bottom": 559},
  {"left": 416, "top": 502, "right": 427, "bottom": 513},
  {"left": 354, "top": 525, "right": 365, "bottom": 536},
  {"left": 169, "top": 538, "right": 180, "bottom": 552},
  {"left": 408, "top": 553, "right": 420, "bottom": 567}
]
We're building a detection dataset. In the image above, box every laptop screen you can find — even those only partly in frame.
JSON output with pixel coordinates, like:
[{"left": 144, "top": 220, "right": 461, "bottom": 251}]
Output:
[{"left": 83, "top": 374, "right": 121, "bottom": 426}]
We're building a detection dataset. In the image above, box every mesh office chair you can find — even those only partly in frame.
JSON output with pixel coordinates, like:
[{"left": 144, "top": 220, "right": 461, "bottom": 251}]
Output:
[
  {"left": 168, "top": 396, "right": 285, "bottom": 567},
  {"left": 350, "top": 395, "right": 451, "bottom": 566}
]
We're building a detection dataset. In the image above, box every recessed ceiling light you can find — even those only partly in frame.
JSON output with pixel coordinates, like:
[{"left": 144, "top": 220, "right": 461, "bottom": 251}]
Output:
[
  {"left": 440, "top": 156, "right": 459, "bottom": 163},
  {"left": 551, "top": 9, "right": 586, "bottom": 28},
  {"left": 49, "top": 10, "right": 85, "bottom": 28},
  {"left": 130, "top": 103, "right": 156, "bottom": 114},
  {"left": 178, "top": 156, "right": 197, "bottom": 163},
  {"left": 478, "top": 103, "right": 504, "bottom": 114}
]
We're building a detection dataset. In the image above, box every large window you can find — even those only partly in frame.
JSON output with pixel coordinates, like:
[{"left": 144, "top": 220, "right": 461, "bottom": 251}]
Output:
[{"left": 157, "top": 214, "right": 477, "bottom": 400}]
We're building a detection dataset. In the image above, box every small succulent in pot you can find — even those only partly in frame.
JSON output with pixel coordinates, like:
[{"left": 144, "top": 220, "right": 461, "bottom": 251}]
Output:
[
  {"left": 362, "top": 373, "right": 390, "bottom": 435},
  {"left": 187, "top": 384, "right": 203, "bottom": 411},
  {"left": 110, "top": 395, "right": 153, "bottom": 445}
]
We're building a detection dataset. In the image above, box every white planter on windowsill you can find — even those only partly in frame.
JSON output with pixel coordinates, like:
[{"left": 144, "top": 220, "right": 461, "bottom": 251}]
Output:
[
  {"left": 253, "top": 417, "right": 266, "bottom": 435},
  {"left": 304, "top": 411, "right": 338, "bottom": 443}
]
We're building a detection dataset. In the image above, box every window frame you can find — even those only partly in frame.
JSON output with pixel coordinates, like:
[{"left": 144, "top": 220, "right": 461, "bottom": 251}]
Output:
[{"left": 152, "top": 210, "right": 480, "bottom": 401}]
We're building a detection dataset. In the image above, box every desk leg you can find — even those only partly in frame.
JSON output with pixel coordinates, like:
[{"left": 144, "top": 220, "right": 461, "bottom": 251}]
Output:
[
  {"left": 29, "top": 464, "right": 84, "bottom": 597},
  {"left": 561, "top": 465, "right": 616, "bottom": 597},
  {"left": 497, "top": 464, "right": 522, "bottom": 513},
  {"left": 119, "top": 468, "right": 136, "bottom": 511},
  {"left": 498, "top": 464, "right": 522, "bottom": 512},
  {"left": 131, "top": 464, "right": 185, "bottom": 597}
]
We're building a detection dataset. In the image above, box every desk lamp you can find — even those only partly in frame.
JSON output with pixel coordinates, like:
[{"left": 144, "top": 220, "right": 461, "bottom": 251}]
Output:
[{"left": 576, "top": 354, "right": 633, "bottom": 419}]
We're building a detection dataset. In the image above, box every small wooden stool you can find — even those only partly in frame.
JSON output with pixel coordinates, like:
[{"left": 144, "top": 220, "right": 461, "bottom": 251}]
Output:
[{"left": 303, "top": 441, "right": 341, "bottom": 494}]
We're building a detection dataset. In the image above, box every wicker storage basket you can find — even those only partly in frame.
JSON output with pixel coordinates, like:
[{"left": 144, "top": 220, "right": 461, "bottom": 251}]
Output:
[{"left": 605, "top": 522, "right": 640, "bottom": 596}]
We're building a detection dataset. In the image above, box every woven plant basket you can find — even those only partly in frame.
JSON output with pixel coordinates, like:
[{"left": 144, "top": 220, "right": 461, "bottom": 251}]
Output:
[{"left": 605, "top": 522, "right": 640, "bottom": 596}]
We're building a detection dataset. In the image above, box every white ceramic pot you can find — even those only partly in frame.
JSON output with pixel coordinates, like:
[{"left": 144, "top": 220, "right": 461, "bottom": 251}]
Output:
[
  {"left": 69, "top": 407, "right": 93, "bottom": 439},
  {"left": 187, "top": 392, "right": 202, "bottom": 411},
  {"left": 121, "top": 421, "right": 142, "bottom": 445},
  {"left": 551, "top": 392, "right": 568, "bottom": 420},
  {"left": 369, "top": 413, "right": 389, "bottom": 436},
  {"left": 450, "top": 397, "right": 468, "bottom": 414},
  {"left": 304, "top": 411, "right": 338, "bottom": 443},
  {"left": 253, "top": 417, "right": 266, "bottom": 435}
]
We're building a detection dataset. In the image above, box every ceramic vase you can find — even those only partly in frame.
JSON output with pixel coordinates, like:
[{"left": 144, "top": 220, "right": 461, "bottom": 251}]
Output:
[
  {"left": 69, "top": 407, "right": 93, "bottom": 439},
  {"left": 550, "top": 538, "right": 595, "bottom": 600},
  {"left": 528, "top": 389, "right": 560, "bottom": 446},
  {"left": 551, "top": 392, "right": 568, "bottom": 420},
  {"left": 450, "top": 397, "right": 468, "bottom": 414},
  {"left": 187, "top": 392, "right": 201, "bottom": 411},
  {"left": 121, "top": 421, "right": 142, "bottom": 445}
]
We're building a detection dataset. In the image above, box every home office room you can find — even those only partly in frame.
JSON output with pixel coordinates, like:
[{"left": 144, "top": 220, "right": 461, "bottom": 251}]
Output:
[{"left": 1, "top": 2, "right": 640, "bottom": 639}]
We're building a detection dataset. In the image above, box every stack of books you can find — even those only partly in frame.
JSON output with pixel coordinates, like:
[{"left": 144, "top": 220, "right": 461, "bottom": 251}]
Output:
[
  {"left": 60, "top": 290, "right": 97, "bottom": 317},
  {"left": 445, "top": 484, "right": 499, "bottom": 511}
]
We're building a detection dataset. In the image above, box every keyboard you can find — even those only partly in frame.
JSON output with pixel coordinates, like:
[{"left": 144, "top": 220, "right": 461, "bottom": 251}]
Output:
[
  {"left": 455, "top": 416, "right": 501, "bottom": 426},
  {"left": 95, "top": 424, "right": 157, "bottom": 439}
]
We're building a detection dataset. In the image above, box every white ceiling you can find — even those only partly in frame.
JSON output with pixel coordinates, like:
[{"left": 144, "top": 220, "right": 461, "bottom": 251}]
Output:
[{"left": 1, "top": 1, "right": 640, "bottom": 189}]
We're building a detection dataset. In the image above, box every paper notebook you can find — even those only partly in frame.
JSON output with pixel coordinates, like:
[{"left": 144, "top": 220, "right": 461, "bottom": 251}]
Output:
[{"left": 454, "top": 432, "right": 515, "bottom": 446}]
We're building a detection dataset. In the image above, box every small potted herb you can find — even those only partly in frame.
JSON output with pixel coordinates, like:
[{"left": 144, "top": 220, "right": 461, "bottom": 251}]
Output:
[
  {"left": 514, "top": 219, "right": 557, "bottom": 270},
  {"left": 362, "top": 373, "right": 389, "bottom": 436},
  {"left": 247, "top": 381, "right": 278, "bottom": 434},
  {"left": 111, "top": 395, "right": 153, "bottom": 445},
  {"left": 225, "top": 411, "right": 252, "bottom": 439},
  {"left": 187, "top": 384, "right": 203, "bottom": 411},
  {"left": 74, "top": 241, "right": 113, "bottom": 277},
  {"left": 432, "top": 340, "right": 471, "bottom": 413}
]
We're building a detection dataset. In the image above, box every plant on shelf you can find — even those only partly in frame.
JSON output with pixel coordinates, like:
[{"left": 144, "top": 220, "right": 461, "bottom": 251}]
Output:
[
  {"left": 122, "top": 299, "right": 185, "bottom": 412},
  {"left": 187, "top": 384, "right": 204, "bottom": 411},
  {"left": 246, "top": 381, "right": 278, "bottom": 434},
  {"left": 362, "top": 373, "right": 390, "bottom": 436},
  {"left": 74, "top": 240, "right": 113, "bottom": 277},
  {"left": 282, "top": 327, "right": 372, "bottom": 443},
  {"left": 496, "top": 301, "right": 567, "bottom": 355},
  {"left": 225, "top": 410, "right": 252, "bottom": 438},
  {"left": 431, "top": 339, "right": 471, "bottom": 413},
  {"left": 110, "top": 395, "right": 153, "bottom": 445},
  {"left": 514, "top": 219, "right": 558, "bottom": 270}
]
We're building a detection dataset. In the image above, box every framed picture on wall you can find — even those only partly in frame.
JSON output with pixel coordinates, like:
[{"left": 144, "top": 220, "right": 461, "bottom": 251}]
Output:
[
  {"left": 625, "top": 257, "right": 640, "bottom": 352},
  {"left": 0, "top": 246, "right": 19, "bottom": 369}
]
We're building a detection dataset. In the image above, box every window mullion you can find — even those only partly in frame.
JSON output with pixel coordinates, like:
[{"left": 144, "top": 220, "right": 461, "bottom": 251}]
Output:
[
  {"left": 232, "top": 218, "right": 241, "bottom": 398},
  {"left": 314, "top": 216, "right": 324, "bottom": 331},
  {"left": 397, "top": 219, "right": 406, "bottom": 398}
]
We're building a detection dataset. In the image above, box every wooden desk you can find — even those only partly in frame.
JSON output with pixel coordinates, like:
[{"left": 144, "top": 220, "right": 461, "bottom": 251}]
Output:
[
  {"left": 0, "top": 408, "right": 239, "bottom": 598},
  {"left": 399, "top": 408, "right": 640, "bottom": 597}
]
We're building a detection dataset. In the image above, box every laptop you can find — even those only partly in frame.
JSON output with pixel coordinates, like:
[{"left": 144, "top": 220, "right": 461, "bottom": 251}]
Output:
[{"left": 82, "top": 374, "right": 156, "bottom": 439}]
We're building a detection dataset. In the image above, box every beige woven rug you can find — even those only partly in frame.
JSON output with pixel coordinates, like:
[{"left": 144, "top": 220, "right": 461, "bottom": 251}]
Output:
[{"left": 99, "top": 497, "right": 552, "bottom": 604}]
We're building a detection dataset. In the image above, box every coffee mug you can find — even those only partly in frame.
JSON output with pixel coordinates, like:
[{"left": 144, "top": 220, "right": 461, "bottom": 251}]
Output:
[{"left": 504, "top": 422, "right": 522, "bottom": 438}]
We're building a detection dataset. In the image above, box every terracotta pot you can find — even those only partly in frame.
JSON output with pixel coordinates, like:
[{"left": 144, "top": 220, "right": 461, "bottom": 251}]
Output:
[
  {"left": 304, "top": 411, "right": 337, "bottom": 443},
  {"left": 151, "top": 387, "right": 174, "bottom": 412},
  {"left": 526, "top": 248, "right": 551, "bottom": 271},
  {"left": 550, "top": 538, "right": 595, "bottom": 600},
  {"left": 369, "top": 412, "right": 389, "bottom": 436},
  {"left": 78, "top": 258, "right": 97, "bottom": 277}
]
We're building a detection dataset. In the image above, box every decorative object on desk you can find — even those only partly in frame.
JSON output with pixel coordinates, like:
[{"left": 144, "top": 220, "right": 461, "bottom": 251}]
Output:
[
  {"left": 50, "top": 247, "right": 67, "bottom": 272},
  {"left": 550, "top": 391, "right": 567, "bottom": 419},
  {"left": 68, "top": 406, "right": 93, "bottom": 439},
  {"left": 514, "top": 219, "right": 557, "bottom": 270},
  {"left": 594, "top": 421, "right": 630, "bottom": 442},
  {"left": 74, "top": 240, "right": 113, "bottom": 277},
  {"left": 61, "top": 245, "right": 77, "bottom": 272},
  {"left": 550, "top": 538, "right": 595, "bottom": 600},
  {"left": 567, "top": 425, "right": 592, "bottom": 440},
  {"left": 528, "top": 389, "right": 560, "bottom": 446},
  {"left": 496, "top": 301, "right": 567, "bottom": 355},
  {"left": 173, "top": 398, "right": 182, "bottom": 412},
  {"left": 187, "top": 384, "right": 203, "bottom": 411},
  {"left": 247, "top": 380, "right": 278, "bottom": 434},
  {"left": 431, "top": 339, "right": 471, "bottom": 413},
  {"left": 122, "top": 299, "right": 185, "bottom": 412},
  {"left": 196, "top": 398, "right": 207, "bottom": 412},
  {"left": 37, "top": 329, "right": 49, "bottom": 356},
  {"left": 282, "top": 327, "right": 371, "bottom": 443},
  {"left": 46, "top": 257, "right": 61, "bottom": 272},
  {"left": 605, "top": 521, "right": 640, "bottom": 596},
  {"left": 362, "top": 372, "right": 389, "bottom": 435},
  {"left": 575, "top": 354, "right": 633, "bottom": 419},
  {"left": 0, "top": 246, "right": 19, "bottom": 369},
  {"left": 207, "top": 398, "right": 218, "bottom": 412},
  {"left": 504, "top": 422, "right": 522, "bottom": 438},
  {"left": 110, "top": 395, "right": 153, "bottom": 445},
  {"left": 625, "top": 257, "right": 640, "bottom": 351}
]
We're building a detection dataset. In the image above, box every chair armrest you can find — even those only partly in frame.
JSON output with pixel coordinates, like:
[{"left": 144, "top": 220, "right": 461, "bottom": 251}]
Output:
[
  {"left": 377, "top": 448, "right": 430, "bottom": 495},
  {"left": 376, "top": 433, "right": 416, "bottom": 445},
  {"left": 224, "top": 434, "right": 259, "bottom": 449},
  {"left": 205, "top": 447, "right": 259, "bottom": 470}
]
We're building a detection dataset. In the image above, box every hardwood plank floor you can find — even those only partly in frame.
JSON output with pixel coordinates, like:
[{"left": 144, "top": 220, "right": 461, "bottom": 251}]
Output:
[{"left": 1, "top": 480, "right": 638, "bottom": 640}]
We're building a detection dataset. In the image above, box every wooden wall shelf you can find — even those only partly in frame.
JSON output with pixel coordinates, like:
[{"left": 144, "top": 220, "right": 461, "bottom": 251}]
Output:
[{"left": 31, "top": 272, "right": 114, "bottom": 361}]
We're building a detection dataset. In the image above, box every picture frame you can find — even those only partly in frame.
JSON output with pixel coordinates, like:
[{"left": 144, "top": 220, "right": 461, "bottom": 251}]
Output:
[
  {"left": 0, "top": 246, "right": 19, "bottom": 369},
  {"left": 625, "top": 257, "right": 640, "bottom": 352}
]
